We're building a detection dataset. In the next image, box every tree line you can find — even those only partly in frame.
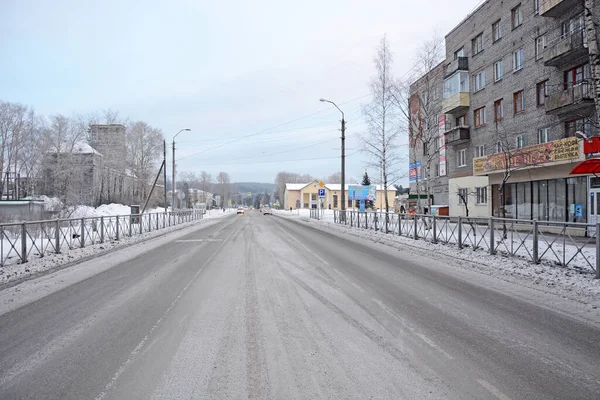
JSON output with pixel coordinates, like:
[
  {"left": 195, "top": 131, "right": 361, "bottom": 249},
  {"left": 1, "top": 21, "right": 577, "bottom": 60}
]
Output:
[{"left": 0, "top": 100, "right": 165, "bottom": 207}]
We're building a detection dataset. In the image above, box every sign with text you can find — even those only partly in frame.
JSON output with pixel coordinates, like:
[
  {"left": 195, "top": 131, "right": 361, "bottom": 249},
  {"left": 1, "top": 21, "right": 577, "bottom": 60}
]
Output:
[
  {"left": 348, "top": 185, "right": 376, "bottom": 201},
  {"left": 318, "top": 188, "right": 326, "bottom": 197},
  {"left": 473, "top": 137, "right": 580, "bottom": 175},
  {"left": 409, "top": 161, "right": 421, "bottom": 182}
]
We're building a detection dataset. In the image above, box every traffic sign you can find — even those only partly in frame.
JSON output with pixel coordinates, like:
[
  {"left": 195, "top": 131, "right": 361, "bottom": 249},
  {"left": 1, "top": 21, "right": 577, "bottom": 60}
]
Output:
[
  {"left": 318, "top": 188, "right": 325, "bottom": 197},
  {"left": 177, "top": 191, "right": 185, "bottom": 200},
  {"left": 319, "top": 181, "right": 325, "bottom": 187},
  {"left": 296, "top": 199, "right": 301, "bottom": 207},
  {"left": 248, "top": 192, "right": 252, "bottom": 197}
]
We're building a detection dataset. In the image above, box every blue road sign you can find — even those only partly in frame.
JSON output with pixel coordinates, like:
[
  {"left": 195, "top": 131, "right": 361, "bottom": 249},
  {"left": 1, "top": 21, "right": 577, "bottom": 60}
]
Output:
[{"left": 318, "top": 188, "right": 326, "bottom": 197}]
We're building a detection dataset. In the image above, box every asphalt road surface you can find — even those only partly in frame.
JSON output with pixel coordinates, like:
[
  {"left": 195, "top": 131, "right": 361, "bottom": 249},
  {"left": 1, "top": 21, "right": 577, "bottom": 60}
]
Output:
[{"left": 1, "top": 211, "right": 599, "bottom": 399}]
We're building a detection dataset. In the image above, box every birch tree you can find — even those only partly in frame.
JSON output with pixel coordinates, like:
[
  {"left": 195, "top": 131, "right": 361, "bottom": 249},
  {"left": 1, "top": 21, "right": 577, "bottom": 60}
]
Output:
[{"left": 362, "top": 35, "right": 403, "bottom": 228}]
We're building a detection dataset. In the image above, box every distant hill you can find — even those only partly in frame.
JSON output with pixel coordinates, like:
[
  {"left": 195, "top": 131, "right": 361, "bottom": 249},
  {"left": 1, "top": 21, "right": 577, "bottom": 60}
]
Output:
[{"left": 233, "top": 182, "right": 276, "bottom": 194}]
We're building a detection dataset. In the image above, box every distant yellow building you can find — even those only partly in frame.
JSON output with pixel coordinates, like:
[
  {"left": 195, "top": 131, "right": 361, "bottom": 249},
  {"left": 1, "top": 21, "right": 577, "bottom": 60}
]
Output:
[{"left": 283, "top": 180, "right": 396, "bottom": 210}]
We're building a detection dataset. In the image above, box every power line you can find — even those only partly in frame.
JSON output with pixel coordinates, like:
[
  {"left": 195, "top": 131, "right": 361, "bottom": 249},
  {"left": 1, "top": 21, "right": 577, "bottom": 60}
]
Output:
[
  {"left": 176, "top": 94, "right": 371, "bottom": 162},
  {"left": 183, "top": 151, "right": 360, "bottom": 167}
]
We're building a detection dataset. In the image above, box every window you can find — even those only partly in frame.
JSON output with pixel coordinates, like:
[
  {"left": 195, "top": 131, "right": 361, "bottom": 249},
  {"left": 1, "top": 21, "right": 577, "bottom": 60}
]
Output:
[
  {"left": 443, "top": 71, "right": 469, "bottom": 99},
  {"left": 565, "top": 118, "right": 592, "bottom": 137},
  {"left": 476, "top": 187, "right": 488, "bottom": 204},
  {"left": 514, "top": 90, "right": 525, "bottom": 113},
  {"left": 457, "top": 149, "right": 466, "bottom": 167},
  {"left": 473, "top": 70, "right": 486, "bottom": 91},
  {"left": 493, "top": 20, "right": 502, "bottom": 42},
  {"left": 535, "top": 35, "right": 546, "bottom": 60},
  {"left": 494, "top": 99, "right": 504, "bottom": 121},
  {"left": 494, "top": 60, "right": 503, "bottom": 81},
  {"left": 434, "top": 164, "right": 440, "bottom": 177},
  {"left": 513, "top": 48, "right": 524, "bottom": 71},
  {"left": 472, "top": 33, "right": 484, "bottom": 55},
  {"left": 433, "top": 87, "right": 439, "bottom": 100},
  {"left": 474, "top": 106, "right": 487, "bottom": 127},
  {"left": 475, "top": 145, "right": 485, "bottom": 158},
  {"left": 434, "top": 137, "right": 440, "bottom": 151},
  {"left": 454, "top": 47, "right": 464, "bottom": 59},
  {"left": 458, "top": 188, "right": 469, "bottom": 204},
  {"left": 536, "top": 80, "right": 548, "bottom": 106},
  {"left": 496, "top": 141, "right": 503, "bottom": 153},
  {"left": 534, "top": 0, "right": 540, "bottom": 15},
  {"left": 564, "top": 64, "right": 590, "bottom": 88},
  {"left": 538, "top": 127, "right": 549, "bottom": 143},
  {"left": 423, "top": 142, "right": 429, "bottom": 156},
  {"left": 516, "top": 134, "right": 525, "bottom": 148},
  {"left": 456, "top": 114, "right": 467, "bottom": 126},
  {"left": 512, "top": 4, "right": 523, "bottom": 29},
  {"left": 562, "top": 13, "right": 584, "bottom": 37}
]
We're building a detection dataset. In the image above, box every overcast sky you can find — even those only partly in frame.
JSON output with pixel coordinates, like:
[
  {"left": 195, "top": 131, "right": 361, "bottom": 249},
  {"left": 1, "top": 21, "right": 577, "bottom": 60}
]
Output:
[{"left": 1, "top": 0, "right": 477, "bottom": 185}]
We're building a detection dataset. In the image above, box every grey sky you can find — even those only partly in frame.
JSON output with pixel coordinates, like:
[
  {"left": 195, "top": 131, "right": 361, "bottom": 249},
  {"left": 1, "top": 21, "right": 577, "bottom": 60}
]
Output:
[{"left": 1, "top": 0, "right": 476, "bottom": 185}]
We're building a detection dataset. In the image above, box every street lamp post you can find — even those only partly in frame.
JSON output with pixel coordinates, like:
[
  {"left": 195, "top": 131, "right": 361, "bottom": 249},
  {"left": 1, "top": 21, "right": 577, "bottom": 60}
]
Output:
[
  {"left": 172, "top": 128, "right": 191, "bottom": 210},
  {"left": 320, "top": 98, "right": 346, "bottom": 221}
]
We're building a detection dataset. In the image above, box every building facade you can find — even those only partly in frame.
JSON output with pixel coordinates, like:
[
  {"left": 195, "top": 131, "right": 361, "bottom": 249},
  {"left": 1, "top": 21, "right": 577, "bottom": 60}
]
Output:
[
  {"left": 283, "top": 180, "right": 396, "bottom": 211},
  {"left": 408, "top": 62, "right": 449, "bottom": 209},
  {"left": 409, "top": 0, "right": 598, "bottom": 222}
]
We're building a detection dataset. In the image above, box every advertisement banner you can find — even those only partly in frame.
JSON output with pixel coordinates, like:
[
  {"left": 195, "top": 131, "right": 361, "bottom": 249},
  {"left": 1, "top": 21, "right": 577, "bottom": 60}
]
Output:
[
  {"left": 409, "top": 161, "right": 421, "bottom": 182},
  {"left": 473, "top": 137, "right": 580, "bottom": 175},
  {"left": 438, "top": 115, "right": 447, "bottom": 176},
  {"left": 348, "top": 185, "right": 377, "bottom": 201}
]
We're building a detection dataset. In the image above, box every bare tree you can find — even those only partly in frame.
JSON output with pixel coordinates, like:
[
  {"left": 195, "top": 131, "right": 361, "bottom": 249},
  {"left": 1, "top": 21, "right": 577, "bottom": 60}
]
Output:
[
  {"left": 126, "top": 121, "right": 164, "bottom": 204},
  {"left": 393, "top": 35, "right": 444, "bottom": 213},
  {"left": 362, "top": 35, "right": 403, "bottom": 230}
]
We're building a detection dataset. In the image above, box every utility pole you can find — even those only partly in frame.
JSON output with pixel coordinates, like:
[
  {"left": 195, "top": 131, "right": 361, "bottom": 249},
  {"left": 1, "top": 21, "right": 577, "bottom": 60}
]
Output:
[
  {"left": 172, "top": 139, "right": 176, "bottom": 210},
  {"left": 584, "top": 0, "right": 600, "bottom": 121},
  {"left": 163, "top": 140, "right": 167, "bottom": 211},
  {"left": 341, "top": 116, "right": 346, "bottom": 220},
  {"left": 171, "top": 128, "right": 191, "bottom": 211}
]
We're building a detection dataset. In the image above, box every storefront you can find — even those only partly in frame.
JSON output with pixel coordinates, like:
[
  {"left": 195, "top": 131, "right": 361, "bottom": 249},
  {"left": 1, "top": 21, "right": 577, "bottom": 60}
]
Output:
[{"left": 491, "top": 176, "right": 587, "bottom": 223}]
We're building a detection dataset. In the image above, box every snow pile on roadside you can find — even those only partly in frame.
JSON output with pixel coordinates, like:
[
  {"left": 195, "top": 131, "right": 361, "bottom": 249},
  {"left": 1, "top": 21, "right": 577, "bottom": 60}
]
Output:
[
  {"left": 0, "top": 210, "right": 234, "bottom": 287},
  {"left": 275, "top": 210, "right": 600, "bottom": 308}
]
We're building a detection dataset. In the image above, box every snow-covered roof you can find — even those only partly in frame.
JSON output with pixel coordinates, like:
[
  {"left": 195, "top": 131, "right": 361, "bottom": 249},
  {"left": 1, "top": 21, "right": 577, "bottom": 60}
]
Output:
[
  {"left": 325, "top": 184, "right": 394, "bottom": 191},
  {"left": 48, "top": 142, "right": 102, "bottom": 155},
  {"left": 285, "top": 182, "right": 395, "bottom": 191},
  {"left": 285, "top": 183, "right": 309, "bottom": 191}
]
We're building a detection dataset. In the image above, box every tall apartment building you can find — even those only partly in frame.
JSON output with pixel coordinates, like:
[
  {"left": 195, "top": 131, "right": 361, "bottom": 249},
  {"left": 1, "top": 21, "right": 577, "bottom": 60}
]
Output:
[
  {"left": 409, "top": 0, "right": 598, "bottom": 223},
  {"left": 408, "top": 62, "right": 448, "bottom": 209}
]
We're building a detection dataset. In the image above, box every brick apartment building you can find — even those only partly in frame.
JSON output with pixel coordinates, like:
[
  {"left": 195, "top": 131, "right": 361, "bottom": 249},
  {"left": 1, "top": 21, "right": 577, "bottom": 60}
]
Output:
[{"left": 409, "top": 0, "right": 598, "bottom": 223}]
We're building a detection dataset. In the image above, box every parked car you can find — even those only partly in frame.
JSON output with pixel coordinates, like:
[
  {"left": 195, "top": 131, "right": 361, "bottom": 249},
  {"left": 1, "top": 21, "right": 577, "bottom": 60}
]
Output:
[
  {"left": 263, "top": 207, "right": 272, "bottom": 215},
  {"left": 237, "top": 207, "right": 245, "bottom": 215}
]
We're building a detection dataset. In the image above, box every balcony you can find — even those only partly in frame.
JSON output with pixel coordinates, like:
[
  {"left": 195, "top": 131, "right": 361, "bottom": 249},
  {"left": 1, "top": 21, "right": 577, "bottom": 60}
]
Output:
[
  {"left": 540, "top": 0, "right": 580, "bottom": 17},
  {"left": 544, "top": 30, "right": 587, "bottom": 67},
  {"left": 443, "top": 57, "right": 468, "bottom": 78},
  {"left": 545, "top": 82, "right": 594, "bottom": 115},
  {"left": 444, "top": 125, "right": 470, "bottom": 145},
  {"left": 442, "top": 92, "right": 470, "bottom": 115}
]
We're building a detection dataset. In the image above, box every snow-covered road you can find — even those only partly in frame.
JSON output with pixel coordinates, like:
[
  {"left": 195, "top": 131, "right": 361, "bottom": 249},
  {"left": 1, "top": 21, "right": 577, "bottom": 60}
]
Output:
[{"left": 0, "top": 210, "right": 599, "bottom": 399}]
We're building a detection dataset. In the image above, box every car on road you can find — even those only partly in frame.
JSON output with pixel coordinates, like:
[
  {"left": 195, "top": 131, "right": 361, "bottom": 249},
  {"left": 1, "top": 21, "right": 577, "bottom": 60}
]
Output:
[
  {"left": 237, "top": 207, "right": 244, "bottom": 215},
  {"left": 262, "top": 207, "right": 272, "bottom": 215}
]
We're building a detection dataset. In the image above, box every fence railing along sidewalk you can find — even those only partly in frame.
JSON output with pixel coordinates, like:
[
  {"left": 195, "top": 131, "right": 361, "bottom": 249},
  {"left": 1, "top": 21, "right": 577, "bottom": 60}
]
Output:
[
  {"left": 0, "top": 209, "right": 204, "bottom": 267},
  {"left": 329, "top": 210, "right": 600, "bottom": 279}
]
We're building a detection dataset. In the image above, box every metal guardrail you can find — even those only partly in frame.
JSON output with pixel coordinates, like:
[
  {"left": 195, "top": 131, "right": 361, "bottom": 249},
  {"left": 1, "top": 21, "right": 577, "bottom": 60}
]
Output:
[
  {"left": 332, "top": 210, "right": 600, "bottom": 278},
  {"left": 0, "top": 209, "right": 204, "bottom": 267}
]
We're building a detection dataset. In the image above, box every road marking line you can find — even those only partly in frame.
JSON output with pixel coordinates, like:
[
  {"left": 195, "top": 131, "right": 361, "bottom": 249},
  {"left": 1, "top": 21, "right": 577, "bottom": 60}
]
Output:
[
  {"left": 371, "top": 297, "right": 454, "bottom": 360},
  {"left": 174, "top": 239, "right": 222, "bottom": 243},
  {"left": 477, "top": 379, "right": 511, "bottom": 400},
  {"left": 95, "top": 227, "right": 236, "bottom": 400}
]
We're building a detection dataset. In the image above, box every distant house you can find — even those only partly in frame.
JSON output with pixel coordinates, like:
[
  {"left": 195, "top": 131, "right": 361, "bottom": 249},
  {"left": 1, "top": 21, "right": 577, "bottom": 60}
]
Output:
[
  {"left": 42, "top": 142, "right": 103, "bottom": 206},
  {"left": 283, "top": 180, "right": 396, "bottom": 210}
]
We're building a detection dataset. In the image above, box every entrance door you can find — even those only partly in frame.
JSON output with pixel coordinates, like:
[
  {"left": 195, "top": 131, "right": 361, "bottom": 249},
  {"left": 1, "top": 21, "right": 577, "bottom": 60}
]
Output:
[{"left": 588, "top": 177, "right": 600, "bottom": 233}]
